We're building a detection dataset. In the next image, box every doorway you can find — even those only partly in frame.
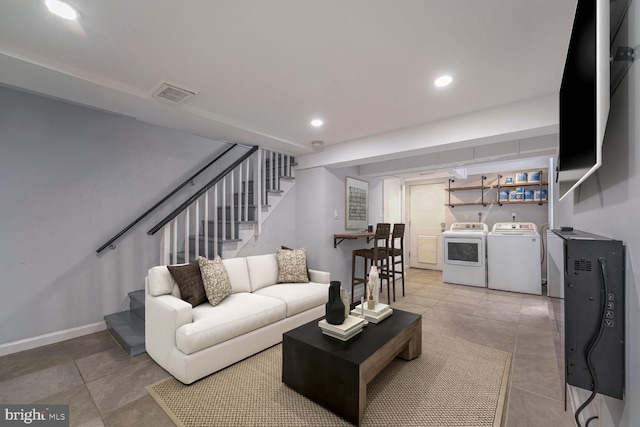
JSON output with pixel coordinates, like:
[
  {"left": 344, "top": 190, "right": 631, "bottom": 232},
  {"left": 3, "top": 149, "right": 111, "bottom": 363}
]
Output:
[{"left": 409, "top": 183, "right": 445, "bottom": 270}]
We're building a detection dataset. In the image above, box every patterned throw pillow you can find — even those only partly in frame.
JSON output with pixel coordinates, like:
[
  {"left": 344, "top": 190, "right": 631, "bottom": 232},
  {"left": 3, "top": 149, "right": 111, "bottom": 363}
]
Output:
[
  {"left": 198, "top": 256, "right": 232, "bottom": 306},
  {"left": 167, "top": 261, "right": 207, "bottom": 307},
  {"left": 280, "top": 246, "right": 311, "bottom": 280},
  {"left": 276, "top": 247, "right": 309, "bottom": 283}
]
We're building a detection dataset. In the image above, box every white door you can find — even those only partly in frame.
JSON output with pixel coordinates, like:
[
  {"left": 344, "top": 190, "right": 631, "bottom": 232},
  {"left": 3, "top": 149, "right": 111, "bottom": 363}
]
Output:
[{"left": 409, "top": 183, "right": 445, "bottom": 270}]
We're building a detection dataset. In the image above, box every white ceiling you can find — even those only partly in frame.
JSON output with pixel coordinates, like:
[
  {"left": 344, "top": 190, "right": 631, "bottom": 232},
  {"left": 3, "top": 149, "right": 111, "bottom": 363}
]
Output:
[{"left": 0, "top": 0, "right": 577, "bottom": 173}]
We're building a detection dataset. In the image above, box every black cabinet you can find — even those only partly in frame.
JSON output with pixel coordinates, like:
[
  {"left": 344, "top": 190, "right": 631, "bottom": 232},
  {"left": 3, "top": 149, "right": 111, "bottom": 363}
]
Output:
[{"left": 555, "top": 229, "right": 625, "bottom": 399}]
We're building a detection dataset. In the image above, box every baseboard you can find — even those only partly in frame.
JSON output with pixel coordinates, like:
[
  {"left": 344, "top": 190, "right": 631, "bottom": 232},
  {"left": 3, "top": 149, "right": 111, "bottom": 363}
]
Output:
[{"left": 0, "top": 321, "right": 107, "bottom": 357}]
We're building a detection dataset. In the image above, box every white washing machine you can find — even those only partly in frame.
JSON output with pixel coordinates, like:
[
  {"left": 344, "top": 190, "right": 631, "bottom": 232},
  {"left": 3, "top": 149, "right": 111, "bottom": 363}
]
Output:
[
  {"left": 442, "top": 223, "right": 488, "bottom": 287},
  {"left": 487, "top": 222, "right": 542, "bottom": 295}
]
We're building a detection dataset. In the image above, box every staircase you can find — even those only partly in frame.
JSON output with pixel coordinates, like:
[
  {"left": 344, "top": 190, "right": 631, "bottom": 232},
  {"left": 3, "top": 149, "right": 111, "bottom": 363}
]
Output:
[{"left": 104, "top": 147, "right": 296, "bottom": 355}]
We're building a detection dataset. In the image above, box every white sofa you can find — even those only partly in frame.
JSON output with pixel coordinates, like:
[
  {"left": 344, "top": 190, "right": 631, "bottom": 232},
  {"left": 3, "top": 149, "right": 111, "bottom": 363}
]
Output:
[{"left": 144, "top": 253, "right": 330, "bottom": 384}]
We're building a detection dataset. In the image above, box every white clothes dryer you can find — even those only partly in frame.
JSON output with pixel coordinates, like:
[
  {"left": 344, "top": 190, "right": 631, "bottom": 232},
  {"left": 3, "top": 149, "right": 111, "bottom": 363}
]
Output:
[
  {"left": 442, "top": 223, "right": 488, "bottom": 287},
  {"left": 487, "top": 222, "right": 542, "bottom": 295}
]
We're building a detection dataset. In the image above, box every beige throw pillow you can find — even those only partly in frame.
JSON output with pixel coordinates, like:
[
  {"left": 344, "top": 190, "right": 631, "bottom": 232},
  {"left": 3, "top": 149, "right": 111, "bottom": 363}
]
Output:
[
  {"left": 198, "top": 256, "right": 232, "bottom": 306},
  {"left": 276, "top": 247, "right": 309, "bottom": 283}
]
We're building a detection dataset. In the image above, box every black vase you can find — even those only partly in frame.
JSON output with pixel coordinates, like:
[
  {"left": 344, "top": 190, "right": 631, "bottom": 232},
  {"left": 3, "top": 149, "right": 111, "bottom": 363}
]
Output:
[{"left": 325, "top": 281, "right": 346, "bottom": 325}]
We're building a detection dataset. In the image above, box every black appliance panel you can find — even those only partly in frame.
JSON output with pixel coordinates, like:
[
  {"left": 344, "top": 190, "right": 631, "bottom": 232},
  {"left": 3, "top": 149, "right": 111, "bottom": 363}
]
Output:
[{"left": 561, "top": 232, "right": 624, "bottom": 400}]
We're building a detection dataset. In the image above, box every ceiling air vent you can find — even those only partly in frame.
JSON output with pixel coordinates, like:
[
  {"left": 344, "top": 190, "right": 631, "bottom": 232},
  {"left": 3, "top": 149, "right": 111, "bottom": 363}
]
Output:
[{"left": 151, "top": 82, "right": 197, "bottom": 105}]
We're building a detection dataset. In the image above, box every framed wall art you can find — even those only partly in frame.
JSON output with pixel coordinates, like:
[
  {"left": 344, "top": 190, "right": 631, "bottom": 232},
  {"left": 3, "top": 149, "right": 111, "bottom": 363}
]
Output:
[{"left": 345, "top": 177, "right": 368, "bottom": 230}]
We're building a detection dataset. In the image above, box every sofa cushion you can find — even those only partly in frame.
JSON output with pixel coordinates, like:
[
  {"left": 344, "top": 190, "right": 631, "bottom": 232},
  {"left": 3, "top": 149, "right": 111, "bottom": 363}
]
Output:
[
  {"left": 276, "top": 247, "right": 309, "bottom": 283},
  {"left": 148, "top": 265, "right": 181, "bottom": 297},
  {"left": 246, "top": 254, "right": 279, "bottom": 292},
  {"left": 254, "top": 282, "right": 329, "bottom": 317},
  {"left": 198, "top": 256, "right": 232, "bottom": 306},
  {"left": 176, "top": 293, "right": 286, "bottom": 355},
  {"left": 167, "top": 261, "right": 207, "bottom": 307},
  {"left": 222, "top": 257, "right": 251, "bottom": 293}
]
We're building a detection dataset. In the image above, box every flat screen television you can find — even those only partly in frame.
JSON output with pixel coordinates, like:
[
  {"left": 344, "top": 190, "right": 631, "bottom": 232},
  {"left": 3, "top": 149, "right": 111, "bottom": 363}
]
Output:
[{"left": 557, "top": 0, "right": 610, "bottom": 201}]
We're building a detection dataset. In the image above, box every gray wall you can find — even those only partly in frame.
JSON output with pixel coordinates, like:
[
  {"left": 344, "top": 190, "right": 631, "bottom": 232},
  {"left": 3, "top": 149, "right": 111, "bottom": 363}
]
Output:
[
  {"left": 553, "top": 3, "right": 638, "bottom": 425},
  {"left": 0, "top": 86, "right": 233, "bottom": 345},
  {"left": 236, "top": 188, "right": 297, "bottom": 257},
  {"left": 295, "top": 166, "right": 383, "bottom": 295}
]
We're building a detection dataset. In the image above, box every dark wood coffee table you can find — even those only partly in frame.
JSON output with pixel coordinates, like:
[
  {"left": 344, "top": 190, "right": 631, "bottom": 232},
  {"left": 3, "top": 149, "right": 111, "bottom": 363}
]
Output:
[{"left": 282, "top": 309, "right": 422, "bottom": 425}]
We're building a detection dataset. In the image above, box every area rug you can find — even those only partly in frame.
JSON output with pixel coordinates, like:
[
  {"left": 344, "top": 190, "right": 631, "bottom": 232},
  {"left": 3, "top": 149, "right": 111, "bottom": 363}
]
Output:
[{"left": 147, "top": 332, "right": 511, "bottom": 426}]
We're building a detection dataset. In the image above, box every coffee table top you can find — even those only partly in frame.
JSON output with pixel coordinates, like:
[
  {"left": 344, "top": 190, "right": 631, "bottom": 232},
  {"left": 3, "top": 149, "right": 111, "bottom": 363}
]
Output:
[{"left": 283, "top": 309, "right": 421, "bottom": 365}]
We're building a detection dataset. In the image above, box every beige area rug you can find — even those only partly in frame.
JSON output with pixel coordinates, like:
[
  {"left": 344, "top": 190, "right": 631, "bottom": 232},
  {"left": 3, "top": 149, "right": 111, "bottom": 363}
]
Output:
[{"left": 147, "top": 333, "right": 511, "bottom": 427}]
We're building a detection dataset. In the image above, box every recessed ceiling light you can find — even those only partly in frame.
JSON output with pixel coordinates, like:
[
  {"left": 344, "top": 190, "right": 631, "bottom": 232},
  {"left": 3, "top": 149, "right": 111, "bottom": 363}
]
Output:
[
  {"left": 45, "top": 0, "right": 79, "bottom": 20},
  {"left": 310, "top": 119, "right": 324, "bottom": 127},
  {"left": 434, "top": 75, "right": 453, "bottom": 87}
]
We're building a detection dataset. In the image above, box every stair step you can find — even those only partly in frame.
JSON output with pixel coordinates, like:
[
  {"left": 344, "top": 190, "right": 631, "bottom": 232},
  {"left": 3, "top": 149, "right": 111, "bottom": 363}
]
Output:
[
  {"left": 104, "top": 311, "right": 145, "bottom": 356},
  {"left": 219, "top": 239, "right": 242, "bottom": 245},
  {"left": 267, "top": 190, "right": 283, "bottom": 194},
  {"left": 212, "top": 206, "right": 257, "bottom": 222},
  {"left": 279, "top": 176, "right": 295, "bottom": 181},
  {"left": 128, "top": 290, "right": 145, "bottom": 320},
  {"left": 175, "top": 238, "right": 244, "bottom": 263},
  {"left": 205, "top": 215, "right": 256, "bottom": 223}
]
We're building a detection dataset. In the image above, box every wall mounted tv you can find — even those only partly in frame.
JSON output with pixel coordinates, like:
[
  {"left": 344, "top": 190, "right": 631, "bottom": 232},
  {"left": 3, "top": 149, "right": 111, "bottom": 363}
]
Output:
[{"left": 557, "top": 0, "right": 610, "bottom": 201}]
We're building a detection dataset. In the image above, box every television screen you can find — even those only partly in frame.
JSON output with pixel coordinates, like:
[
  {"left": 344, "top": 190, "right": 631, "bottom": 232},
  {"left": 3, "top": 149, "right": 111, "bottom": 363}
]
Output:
[{"left": 557, "top": 0, "right": 609, "bottom": 201}]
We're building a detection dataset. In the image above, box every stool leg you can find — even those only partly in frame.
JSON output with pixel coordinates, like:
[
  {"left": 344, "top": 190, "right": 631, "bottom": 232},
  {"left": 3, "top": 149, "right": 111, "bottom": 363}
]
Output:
[
  {"left": 363, "top": 257, "right": 369, "bottom": 301},
  {"left": 400, "top": 253, "right": 405, "bottom": 297},
  {"left": 351, "top": 252, "right": 356, "bottom": 304},
  {"left": 390, "top": 254, "right": 396, "bottom": 302},
  {"left": 386, "top": 256, "right": 391, "bottom": 304}
]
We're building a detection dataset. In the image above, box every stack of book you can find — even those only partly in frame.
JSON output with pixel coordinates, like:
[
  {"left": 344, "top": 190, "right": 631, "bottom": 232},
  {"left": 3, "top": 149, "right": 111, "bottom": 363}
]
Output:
[
  {"left": 351, "top": 303, "right": 393, "bottom": 324},
  {"left": 318, "top": 315, "right": 366, "bottom": 341}
]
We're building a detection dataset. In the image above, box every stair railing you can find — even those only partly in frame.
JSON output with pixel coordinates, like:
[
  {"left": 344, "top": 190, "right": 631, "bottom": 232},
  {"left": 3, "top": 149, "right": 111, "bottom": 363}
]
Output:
[
  {"left": 149, "top": 147, "right": 296, "bottom": 265},
  {"left": 148, "top": 146, "right": 259, "bottom": 264},
  {"left": 262, "top": 148, "right": 296, "bottom": 204},
  {"left": 96, "top": 143, "right": 239, "bottom": 253}
]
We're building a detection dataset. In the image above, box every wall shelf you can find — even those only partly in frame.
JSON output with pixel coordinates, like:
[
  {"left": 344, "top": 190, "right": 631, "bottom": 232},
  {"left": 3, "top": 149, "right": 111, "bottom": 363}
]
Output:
[
  {"left": 495, "top": 182, "right": 549, "bottom": 188},
  {"left": 495, "top": 200, "right": 548, "bottom": 205},
  {"left": 495, "top": 172, "right": 547, "bottom": 206},
  {"left": 444, "top": 185, "right": 487, "bottom": 191},
  {"left": 445, "top": 176, "right": 488, "bottom": 207},
  {"left": 444, "top": 200, "right": 548, "bottom": 207},
  {"left": 444, "top": 172, "right": 548, "bottom": 207}
]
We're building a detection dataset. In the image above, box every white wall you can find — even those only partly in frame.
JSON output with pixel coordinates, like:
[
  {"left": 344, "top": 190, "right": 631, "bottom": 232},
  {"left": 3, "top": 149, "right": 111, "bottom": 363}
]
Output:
[
  {"left": 295, "top": 166, "right": 383, "bottom": 296},
  {"left": 0, "top": 86, "right": 233, "bottom": 345},
  {"left": 553, "top": 3, "right": 638, "bottom": 425},
  {"left": 383, "top": 177, "right": 403, "bottom": 225}
]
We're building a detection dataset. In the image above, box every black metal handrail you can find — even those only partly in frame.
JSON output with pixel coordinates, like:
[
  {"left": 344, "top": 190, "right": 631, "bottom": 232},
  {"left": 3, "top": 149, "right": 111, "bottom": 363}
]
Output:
[
  {"left": 147, "top": 145, "right": 259, "bottom": 236},
  {"left": 96, "top": 143, "right": 239, "bottom": 253}
]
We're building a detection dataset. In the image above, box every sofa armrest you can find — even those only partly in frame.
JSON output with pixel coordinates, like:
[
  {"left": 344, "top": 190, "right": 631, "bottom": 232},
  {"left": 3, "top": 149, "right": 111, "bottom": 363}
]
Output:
[
  {"left": 145, "top": 280, "right": 192, "bottom": 360},
  {"left": 308, "top": 269, "right": 330, "bottom": 284}
]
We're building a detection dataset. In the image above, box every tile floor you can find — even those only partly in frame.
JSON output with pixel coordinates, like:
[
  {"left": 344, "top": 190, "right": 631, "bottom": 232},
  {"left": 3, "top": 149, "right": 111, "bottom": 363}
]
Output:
[{"left": 0, "top": 268, "right": 576, "bottom": 426}]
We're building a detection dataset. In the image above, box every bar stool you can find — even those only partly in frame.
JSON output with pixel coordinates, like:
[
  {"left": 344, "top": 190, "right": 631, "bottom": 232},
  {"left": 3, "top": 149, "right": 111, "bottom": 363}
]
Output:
[
  {"left": 388, "top": 223, "right": 406, "bottom": 301},
  {"left": 351, "top": 223, "right": 390, "bottom": 304}
]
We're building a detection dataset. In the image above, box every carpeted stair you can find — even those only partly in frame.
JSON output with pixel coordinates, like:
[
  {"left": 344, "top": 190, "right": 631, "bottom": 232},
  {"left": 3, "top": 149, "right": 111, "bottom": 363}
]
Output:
[{"left": 104, "top": 289, "right": 146, "bottom": 356}]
